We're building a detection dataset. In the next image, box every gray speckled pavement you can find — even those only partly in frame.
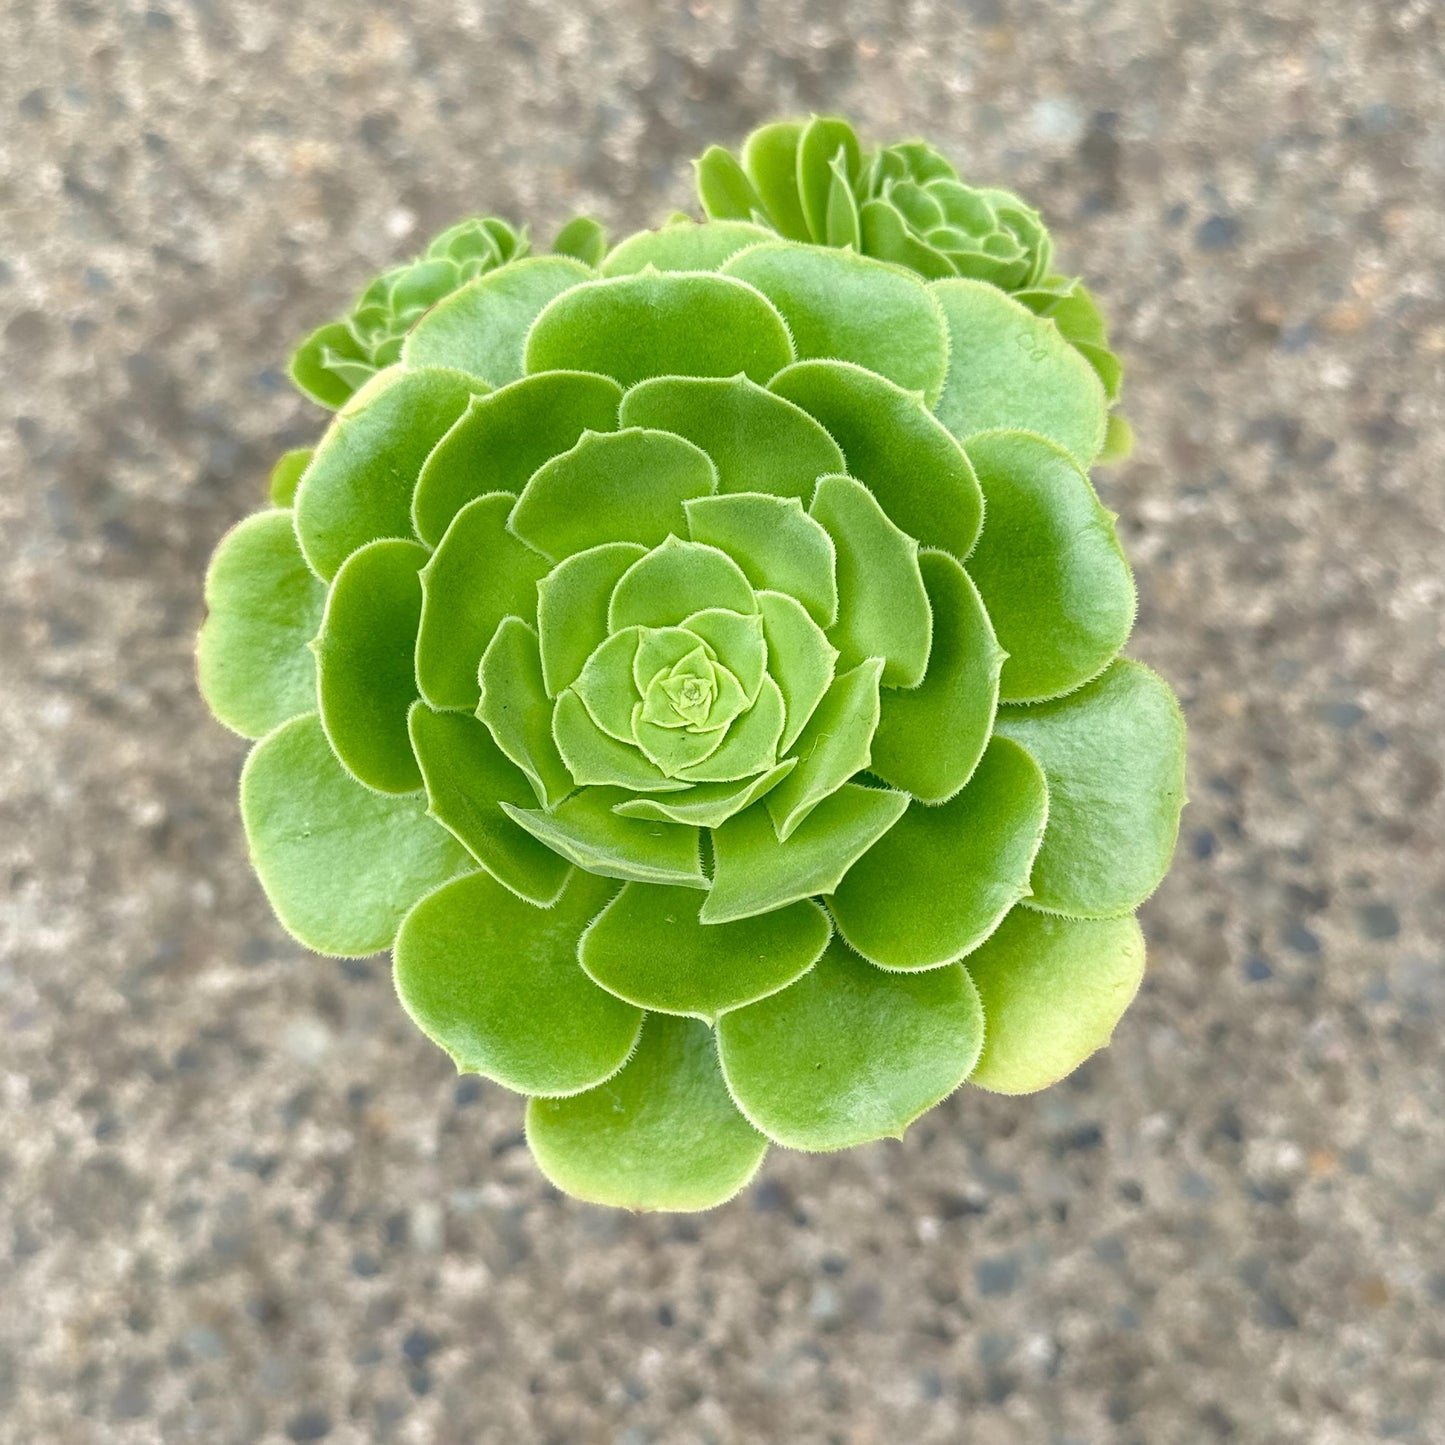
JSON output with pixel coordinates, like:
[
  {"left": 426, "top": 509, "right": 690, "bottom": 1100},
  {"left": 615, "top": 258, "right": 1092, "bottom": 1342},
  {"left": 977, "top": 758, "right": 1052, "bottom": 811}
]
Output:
[{"left": 2, "top": 3, "right": 1443, "bottom": 1442}]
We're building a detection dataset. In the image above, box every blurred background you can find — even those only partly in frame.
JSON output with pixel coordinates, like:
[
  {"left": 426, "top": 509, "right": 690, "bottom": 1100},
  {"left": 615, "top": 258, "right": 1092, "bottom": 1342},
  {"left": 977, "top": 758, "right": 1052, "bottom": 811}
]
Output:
[{"left": 2, "top": 2, "right": 1442, "bottom": 1442}]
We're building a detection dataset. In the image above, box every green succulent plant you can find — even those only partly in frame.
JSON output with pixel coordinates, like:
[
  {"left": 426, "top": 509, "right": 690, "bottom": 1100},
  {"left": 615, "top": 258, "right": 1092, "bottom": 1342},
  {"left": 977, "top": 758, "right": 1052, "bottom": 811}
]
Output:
[
  {"left": 198, "top": 131, "right": 1185, "bottom": 1211},
  {"left": 696, "top": 115, "right": 1131, "bottom": 459},
  {"left": 288, "top": 217, "right": 530, "bottom": 409}
]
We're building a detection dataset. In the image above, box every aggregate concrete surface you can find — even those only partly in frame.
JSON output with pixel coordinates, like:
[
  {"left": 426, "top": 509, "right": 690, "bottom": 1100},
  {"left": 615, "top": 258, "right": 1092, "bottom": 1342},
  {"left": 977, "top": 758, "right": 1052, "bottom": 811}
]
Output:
[{"left": 2, "top": 2, "right": 1442, "bottom": 1442}]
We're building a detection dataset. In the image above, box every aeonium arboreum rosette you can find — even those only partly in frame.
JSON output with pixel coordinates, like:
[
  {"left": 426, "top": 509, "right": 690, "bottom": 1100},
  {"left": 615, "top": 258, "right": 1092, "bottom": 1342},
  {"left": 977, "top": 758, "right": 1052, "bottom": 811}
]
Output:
[{"left": 198, "top": 132, "right": 1185, "bottom": 1212}]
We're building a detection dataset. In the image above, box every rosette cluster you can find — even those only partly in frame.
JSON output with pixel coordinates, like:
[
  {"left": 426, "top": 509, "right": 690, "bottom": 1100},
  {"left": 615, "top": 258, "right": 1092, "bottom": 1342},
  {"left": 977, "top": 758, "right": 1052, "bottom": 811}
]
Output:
[
  {"left": 198, "top": 147, "right": 1185, "bottom": 1211},
  {"left": 290, "top": 217, "right": 528, "bottom": 408},
  {"left": 696, "top": 116, "right": 1129, "bottom": 457}
]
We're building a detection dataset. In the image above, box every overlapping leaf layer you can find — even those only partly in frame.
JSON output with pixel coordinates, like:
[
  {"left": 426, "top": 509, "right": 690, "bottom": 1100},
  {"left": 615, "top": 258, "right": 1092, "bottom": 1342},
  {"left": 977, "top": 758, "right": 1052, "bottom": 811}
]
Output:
[
  {"left": 198, "top": 122, "right": 1186, "bottom": 1211},
  {"left": 697, "top": 116, "right": 1133, "bottom": 460}
]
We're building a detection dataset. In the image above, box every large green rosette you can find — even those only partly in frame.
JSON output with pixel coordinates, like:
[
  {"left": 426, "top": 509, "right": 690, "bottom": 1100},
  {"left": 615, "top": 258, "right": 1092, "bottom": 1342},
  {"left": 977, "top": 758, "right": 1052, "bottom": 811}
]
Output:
[{"left": 198, "top": 125, "right": 1185, "bottom": 1212}]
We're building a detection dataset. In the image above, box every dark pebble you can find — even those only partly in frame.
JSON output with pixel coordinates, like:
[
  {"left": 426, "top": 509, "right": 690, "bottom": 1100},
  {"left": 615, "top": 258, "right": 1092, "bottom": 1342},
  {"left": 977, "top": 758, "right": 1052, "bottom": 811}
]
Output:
[
  {"left": 1244, "top": 956, "right": 1274, "bottom": 982},
  {"left": 1253, "top": 1290, "right": 1300, "bottom": 1330},
  {"left": 1284, "top": 923, "right": 1320, "bottom": 955},
  {"left": 285, "top": 1409, "right": 332, "bottom": 1442},
  {"left": 1358, "top": 903, "right": 1399, "bottom": 940},
  {"left": 351, "top": 1251, "right": 381, "bottom": 1279},
  {"left": 1053, "top": 1122, "right": 1104, "bottom": 1153},
  {"left": 1195, "top": 215, "right": 1240, "bottom": 251},
  {"left": 402, "top": 1327, "right": 441, "bottom": 1366},
  {"left": 1323, "top": 700, "right": 1366, "bottom": 728},
  {"left": 974, "top": 1254, "right": 1020, "bottom": 1297},
  {"left": 1192, "top": 828, "right": 1217, "bottom": 860}
]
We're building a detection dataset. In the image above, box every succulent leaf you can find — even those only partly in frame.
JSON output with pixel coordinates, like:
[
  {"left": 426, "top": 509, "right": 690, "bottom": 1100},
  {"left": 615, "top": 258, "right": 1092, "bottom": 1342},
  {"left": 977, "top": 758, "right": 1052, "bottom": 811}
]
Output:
[
  {"left": 240, "top": 714, "right": 471, "bottom": 957},
  {"left": 723, "top": 243, "right": 949, "bottom": 403},
  {"left": 931, "top": 279, "right": 1108, "bottom": 465},
  {"left": 963, "top": 429, "right": 1135, "bottom": 702},
  {"left": 527, "top": 1014, "right": 768, "bottom": 1211},
  {"left": 395, "top": 868, "right": 641, "bottom": 1096},
  {"left": 313, "top": 538, "right": 429, "bottom": 795},
  {"left": 580, "top": 884, "right": 831, "bottom": 1022},
  {"left": 869, "top": 552, "right": 1002, "bottom": 805},
  {"left": 994, "top": 660, "right": 1187, "bottom": 918},
  {"left": 403, "top": 257, "right": 592, "bottom": 384},
  {"left": 200, "top": 118, "right": 1186, "bottom": 1211},
  {"left": 412, "top": 371, "right": 623, "bottom": 547},
  {"left": 407, "top": 704, "right": 573, "bottom": 907},
  {"left": 965, "top": 908, "right": 1146, "bottom": 1094},
  {"left": 197, "top": 509, "right": 326, "bottom": 740},
  {"left": 717, "top": 938, "right": 984, "bottom": 1150},
  {"left": 295, "top": 366, "right": 481, "bottom": 581},
  {"left": 601, "top": 218, "right": 773, "bottom": 275},
  {"left": 524, "top": 270, "right": 795, "bottom": 386},
  {"left": 416, "top": 493, "right": 551, "bottom": 711},
  {"left": 828, "top": 736, "right": 1048, "bottom": 969},
  {"left": 619, "top": 374, "right": 844, "bottom": 502}
]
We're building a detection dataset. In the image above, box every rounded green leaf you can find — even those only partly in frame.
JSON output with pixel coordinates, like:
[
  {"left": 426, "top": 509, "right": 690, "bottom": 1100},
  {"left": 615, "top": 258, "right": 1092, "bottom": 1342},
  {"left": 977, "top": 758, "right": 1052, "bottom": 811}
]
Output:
[
  {"left": 416, "top": 494, "right": 551, "bottom": 711},
  {"left": 395, "top": 869, "right": 641, "bottom": 1096},
  {"left": 704, "top": 782, "right": 909, "bottom": 924},
  {"left": 796, "top": 116, "right": 862, "bottom": 243},
  {"left": 870, "top": 551, "right": 1004, "bottom": 803},
  {"left": 268, "top": 448, "right": 312, "bottom": 507},
  {"left": 724, "top": 243, "right": 949, "bottom": 404},
  {"left": 240, "top": 713, "right": 470, "bottom": 956},
  {"left": 289, "top": 320, "right": 369, "bottom": 409},
  {"left": 610, "top": 760, "right": 797, "bottom": 829},
  {"left": 536, "top": 542, "right": 647, "bottom": 697},
  {"left": 527, "top": 1014, "right": 767, "bottom": 1212},
  {"left": 314, "top": 538, "right": 427, "bottom": 794},
  {"left": 963, "top": 430, "right": 1135, "bottom": 702},
  {"left": 741, "top": 121, "right": 809, "bottom": 240},
  {"left": 402, "top": 257, "right": 593, "bottom": 385},
  {"left": 695, "top": 145, "right": 766, "bottom": 223},
  {"left": 408, "top": 703, "right": 572, "bottom": 906},
  {"left": 197, "top": 510, "right": 327, "bottom": 740},
  {"left": 684, "top": 492, "right": 837, "bottom": 626},
  {"left": 412, "top": 371, "right": 623, "bottom": 547},
  {"left": 501, "top": 788, "right": 706, "bottom": 889},
  {"left": 580, "top": 884, "right": 830, "bottom": 1021},
  {"left": 717, "top": 939, "right": 983, "bottom": 1150},
  {"left": 757, "top": 590, "right": 838, "bottom": 753},
  {"left": 477, "top": 617, "right": 573, "bottom": 809},
  {"left": 765, "top": 658, "right": 883, "bottom": 841},
  {"left": 810, "top": 475, "right": 932, "bottom": 688},
  {"left": 619, "top": 374, "right": 844, "bottom": 502},
  {"left": 931, "top": 278, "right": 1108, "bottom": 466},
  {"left": 965, "top": 907, "right": 1145, "bottom": 1094},
  {"left": 552, "top": 215, "right": 608, "bottom": 267},
  {"left": 601, "top": 220, "right": 773, "bottom": 276},
  {"left": 993, "top": 660, "right": 1186, "bottom": 918},
  {"left": 572, "top": 628, "right": 644, "bottom": 742},
  {"left": 509, "top": 428, "right": 717, "bottom": 562},
  {"left": 608, "top": 536, "right": 756, "bottom": 631},
  {"left": 524, "top": 271, "right": 794, "bottom": 388},
  {"left": 770, "top": 360, "right": 983, "bottom": 558},
  {"left": 829, "top": 737, "right": 1048, "bottom": 970},
  {"left": 295, "top": 367, "right": 480, "bottom": 580}
]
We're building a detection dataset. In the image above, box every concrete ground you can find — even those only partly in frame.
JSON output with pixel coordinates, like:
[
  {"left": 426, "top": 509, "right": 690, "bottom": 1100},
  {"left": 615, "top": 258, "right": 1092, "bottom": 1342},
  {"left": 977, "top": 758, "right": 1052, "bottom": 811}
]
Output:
[{"left": 2, "top": 2, "right": 1442, "bottom": 1442}]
